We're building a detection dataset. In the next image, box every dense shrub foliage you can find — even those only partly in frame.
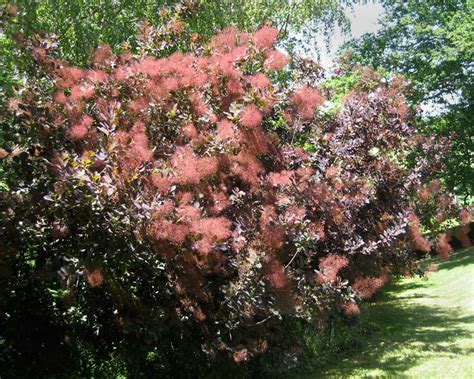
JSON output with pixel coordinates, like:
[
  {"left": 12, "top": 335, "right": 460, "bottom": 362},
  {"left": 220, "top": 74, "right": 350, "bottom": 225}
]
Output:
[{"left": 0, "top": 21, "right": 471, "bottom": 376}]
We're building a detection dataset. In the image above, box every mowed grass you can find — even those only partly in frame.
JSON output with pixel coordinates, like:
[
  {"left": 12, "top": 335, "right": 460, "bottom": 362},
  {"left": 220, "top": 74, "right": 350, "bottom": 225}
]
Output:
[{"left": 312, "top": 247, "right": 474, "bottom": 378}]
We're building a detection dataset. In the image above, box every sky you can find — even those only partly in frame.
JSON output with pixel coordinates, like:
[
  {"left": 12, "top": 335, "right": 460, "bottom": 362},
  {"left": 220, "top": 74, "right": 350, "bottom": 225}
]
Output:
[
  {"left": 310, "top": 3, "right": 447, "bottom": 116},
  {"left": 314, "top": 2, "right": 384, "bottom": 69}
]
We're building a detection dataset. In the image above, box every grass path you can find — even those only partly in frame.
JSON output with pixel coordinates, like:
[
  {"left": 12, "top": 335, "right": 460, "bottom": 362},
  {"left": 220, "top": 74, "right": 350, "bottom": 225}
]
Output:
[{"left": 316, "top": 247, "right": 474, "bottom": 378}]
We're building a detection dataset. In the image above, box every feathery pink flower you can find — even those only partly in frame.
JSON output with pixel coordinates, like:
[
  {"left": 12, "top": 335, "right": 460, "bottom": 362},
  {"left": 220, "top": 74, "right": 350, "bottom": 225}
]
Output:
[
  {"left": 317, "top": 254, "right": 349, "bottom": 283},
  {"left": 87, "top": 69, "right": 107, "bottom": 83},
  {"left": 128, "top": 97, "right": 149, "bottom": 113},
  {"left": 151, "top": 173, "right": 171, "bottom": 193},
  {"left": 248, "top": 73, "right": 271, "bottom": 89},
  {"left": 67, "top": 115, "right": 93, "bottom": 140},
  {"left": 70, "top": 83, "right": 95, "bottom": 101},
  {"left": 268, "top": 170, "right": 293, "bottom": 187},
  {"left": 292, "top": 85, "right": 324, "bottom": 120},
  {"left": 93, "top": 45, "right": 114, "bottom": 65},
  {"left": 87, "top": 269, "right": 104, "bottom": 287},
  {"left": 264, "top": 50, "right": 290, "bottom": 71},
  {"left": 254, "top": 26, "right": 279, "bottom": 49},
  {"left": 230, "top": 150, "right": 264, "bottom": 190},
  {"left": 149, "top": 216, "right": 189, "bottom": 245},
  {"left": 171, "top": 147, "right": 218, "bottom": 185},
  {"left": 341, "top": 302, "right": 360, "bottom": 316},
  {"left": 353, "top": 275, "right": 388, "bottom": 299},
  {"left": 226, "top": 79, "right": 243, "bottom": 96},
  {"left": 216, "top": 119, "right": 236, "bottom": 141},
  {"left": 266, "top": 259, "right": 287, "bottom": 289},
  {"left": 408, "top": 220, "right": 432, "bottom": 253},
  {"left": 211, "top": 26, "right": 239, "bottom": 53},
  {"left": 436, "top": 233, "right": 452, "bottom": 261},
  {"left": 53, "top": 91, "right": 68, "bottom": 105},
  {"left": 459, "top": 209, "right": 471, "bottom": 225},
  {"left": 182, "top": 123, "right": 199, "bottom": 140},
  {"left": 189, "top": 92, "right": 209, "bottom": 116},
  {"left": 240, "top": 104, "right": 262, "bottom": 128}
]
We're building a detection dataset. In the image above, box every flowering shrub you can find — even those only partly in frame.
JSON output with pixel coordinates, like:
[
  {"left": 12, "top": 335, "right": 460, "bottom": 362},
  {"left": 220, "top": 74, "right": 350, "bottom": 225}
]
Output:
[{"left": 0, "top": 21, "right": 470, "bottom": 374}]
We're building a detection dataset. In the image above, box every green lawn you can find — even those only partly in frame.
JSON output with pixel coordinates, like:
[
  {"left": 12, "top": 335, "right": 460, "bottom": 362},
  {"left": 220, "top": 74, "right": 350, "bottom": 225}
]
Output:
[{"left": 314, "top": 247, "right": 474, "bottom": 378}]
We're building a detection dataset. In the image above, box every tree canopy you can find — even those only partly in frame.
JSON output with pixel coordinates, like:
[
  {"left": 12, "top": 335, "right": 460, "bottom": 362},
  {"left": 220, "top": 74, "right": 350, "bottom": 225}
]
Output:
[
  {"left": 3, "top": 0, "right": 359, "bottom": 65},
  {"left": 345, "top": 0, "right": 473, "bottom": 201}
]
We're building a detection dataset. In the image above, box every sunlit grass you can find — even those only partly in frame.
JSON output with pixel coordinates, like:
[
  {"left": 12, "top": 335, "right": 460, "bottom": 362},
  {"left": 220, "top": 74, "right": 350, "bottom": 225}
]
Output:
[{"left": 310, "top": 247, "right": 474, "bottom": 378}]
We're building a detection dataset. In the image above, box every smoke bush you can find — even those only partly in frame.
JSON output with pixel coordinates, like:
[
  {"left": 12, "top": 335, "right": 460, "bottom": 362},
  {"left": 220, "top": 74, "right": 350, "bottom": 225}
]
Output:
[{"left": 0, "top": 19, "right": 469, "bottom": 375}]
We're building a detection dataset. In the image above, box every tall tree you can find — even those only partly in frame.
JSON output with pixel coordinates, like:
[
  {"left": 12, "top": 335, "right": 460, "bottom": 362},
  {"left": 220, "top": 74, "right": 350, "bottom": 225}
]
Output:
[
  {"left": 345, "top": 0, "right": 473, "bottom": 202},
  {"left": 2, "top": 0, "right": 359, "bottom": 65}
]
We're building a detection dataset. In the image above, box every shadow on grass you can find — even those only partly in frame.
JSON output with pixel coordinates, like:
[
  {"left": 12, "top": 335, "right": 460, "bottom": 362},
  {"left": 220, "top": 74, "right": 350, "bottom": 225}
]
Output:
[
  {"left": 436, "top": 247, "right": 474, "bottom": 271},
  {"left": 381, "top": 247, "right": 474, "bottom": 297},
  {"left": 310, "top": 247, "right": 474, "bottom": 378},
  {"left": 314, "top": 300, "right": 474, "bottom": 377}
]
